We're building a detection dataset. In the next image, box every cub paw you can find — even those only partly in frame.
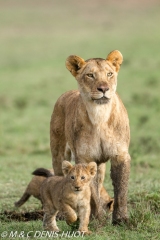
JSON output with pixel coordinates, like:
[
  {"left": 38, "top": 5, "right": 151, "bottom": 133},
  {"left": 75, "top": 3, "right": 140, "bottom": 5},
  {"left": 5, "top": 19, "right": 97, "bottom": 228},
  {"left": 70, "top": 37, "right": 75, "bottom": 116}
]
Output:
[
  {"left": 78, "top": 229, "right": 92, "bottom": 235},
  {"left": 66, "top": 213, "right": 77, "bottom": 225},
  {"left": 44, "top": 226, "right": 60, "bottom": 232}
]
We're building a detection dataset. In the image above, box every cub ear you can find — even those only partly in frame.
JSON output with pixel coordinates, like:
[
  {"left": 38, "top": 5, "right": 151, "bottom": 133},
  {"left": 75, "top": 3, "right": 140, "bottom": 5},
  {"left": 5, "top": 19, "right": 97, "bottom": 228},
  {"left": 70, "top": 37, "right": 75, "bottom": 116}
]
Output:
[
  {"left": 106, "top": 50, "right": 123, "bottom": 72},
  {"left": 88, "top": 162, "right": 97, "bottom": 178},
  {"left": 62, "top": 161, "right": 73, "bottom": 177},
  {"left": 107, "top": 198, "right": 114, "bottom": 212},
  {"left": 66, "top": 55, "right": 86, "bottom": 77}
]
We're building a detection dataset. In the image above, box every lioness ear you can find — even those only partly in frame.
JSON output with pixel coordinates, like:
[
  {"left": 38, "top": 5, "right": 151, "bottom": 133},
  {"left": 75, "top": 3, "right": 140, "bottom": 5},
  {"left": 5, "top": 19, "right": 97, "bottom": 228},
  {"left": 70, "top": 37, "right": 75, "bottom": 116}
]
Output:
[
  {"left": 66, "top": 55, "right": 86, "bottom": 77},
  {"left": 88, "top": 162, "right": 97, "bottom": 177},
  {"left": 62, "top": 161, "right": 73, "bottom": 177},
  {"left": 106, "top": 50, "right": 123, "bottom": 72}
]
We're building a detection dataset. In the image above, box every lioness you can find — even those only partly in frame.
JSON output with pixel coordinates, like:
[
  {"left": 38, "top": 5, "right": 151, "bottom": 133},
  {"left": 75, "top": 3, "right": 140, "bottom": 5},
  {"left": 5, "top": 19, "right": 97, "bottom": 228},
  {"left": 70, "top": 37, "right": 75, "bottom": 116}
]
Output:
[
  {"left": 14, "top": 168, "right": 113, "bottom": 215},
  {"left": 50, "top": 50, "right": 131, "bottom": 224},
  {"left": 34, "top": 161, "right": 97, "bottom": 234}
]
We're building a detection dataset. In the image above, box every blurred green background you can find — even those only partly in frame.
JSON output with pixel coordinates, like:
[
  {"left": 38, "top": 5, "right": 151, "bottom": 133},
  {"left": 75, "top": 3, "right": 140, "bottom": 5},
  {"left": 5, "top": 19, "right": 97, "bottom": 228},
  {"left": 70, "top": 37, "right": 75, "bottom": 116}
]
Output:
[{"left": 0, "top": 0, "right": 160, "bottom": 238}]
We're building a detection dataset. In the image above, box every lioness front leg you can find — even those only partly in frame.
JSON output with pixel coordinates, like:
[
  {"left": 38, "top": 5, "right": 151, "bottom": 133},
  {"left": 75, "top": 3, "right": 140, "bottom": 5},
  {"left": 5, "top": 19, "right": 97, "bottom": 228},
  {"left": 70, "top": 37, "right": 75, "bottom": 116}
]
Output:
[
  {"left": 90, "top": 163, "right": 106, "bottom": 218},
  {"left": 50, "top": 110, "right": 66, "bottom": 176},
  {"left": 97, "top": 163, "right": 106, "bottom": 197},
  {"left": 111, "top": 153, "right": 130, "bottom": 224}
]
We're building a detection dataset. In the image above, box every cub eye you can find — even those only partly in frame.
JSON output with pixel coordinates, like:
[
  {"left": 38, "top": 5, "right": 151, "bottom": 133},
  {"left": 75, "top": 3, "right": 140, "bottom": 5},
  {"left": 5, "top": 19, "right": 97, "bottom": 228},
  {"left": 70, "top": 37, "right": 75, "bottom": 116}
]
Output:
[
  {"left": 107, "top": 72, "right": 113, "bottom": 77},
  {"left": 71, "top": 176, "right": 75, "bottom": 180},
  {"left": 81, "top": 176, "right": 85, "bottom": 180},
  {"left": 86, "top": 73, "right": 94, "bottom": 78}
]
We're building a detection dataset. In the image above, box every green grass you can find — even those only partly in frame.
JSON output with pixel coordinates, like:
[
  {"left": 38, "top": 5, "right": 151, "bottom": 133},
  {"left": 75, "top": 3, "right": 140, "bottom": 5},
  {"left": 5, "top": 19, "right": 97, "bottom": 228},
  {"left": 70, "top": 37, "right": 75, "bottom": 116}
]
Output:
[{"left": 0, "top": 0, "right": 160, "bottom": 239}]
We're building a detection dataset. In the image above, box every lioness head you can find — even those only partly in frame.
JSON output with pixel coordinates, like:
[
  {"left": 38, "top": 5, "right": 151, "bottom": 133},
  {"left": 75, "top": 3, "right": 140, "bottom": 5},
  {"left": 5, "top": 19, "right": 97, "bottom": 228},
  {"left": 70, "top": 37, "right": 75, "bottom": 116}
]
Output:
[
  {"left": 62, "top": 161, "right": 97, "bottom": 192},
  {"left": 66, "top": 50, "right": 123, "bottom": 105}
]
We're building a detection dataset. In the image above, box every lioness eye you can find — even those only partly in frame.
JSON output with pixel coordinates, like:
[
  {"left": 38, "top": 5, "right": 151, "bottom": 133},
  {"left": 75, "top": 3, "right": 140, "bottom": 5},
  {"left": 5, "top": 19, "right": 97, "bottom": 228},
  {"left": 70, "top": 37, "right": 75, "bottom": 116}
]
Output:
[
  {"left": 87, "top": 73, "right": 94, "bottom": 78},
  {"left": 71, "top": 176, "right": 74, "bottom": 180},
  {"left": 107, "top": 72, "right": 113, "bottom": 77},
  {"left": 81, "top": 176, "right": 85, "bottom": 180}
]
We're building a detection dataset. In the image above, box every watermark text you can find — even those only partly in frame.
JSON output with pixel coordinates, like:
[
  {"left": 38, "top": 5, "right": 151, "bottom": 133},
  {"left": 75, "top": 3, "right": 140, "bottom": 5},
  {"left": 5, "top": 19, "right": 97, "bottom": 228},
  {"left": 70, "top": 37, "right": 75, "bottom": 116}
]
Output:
[{"left": 1, "top": 230, "right": 85, "bottom": 238}]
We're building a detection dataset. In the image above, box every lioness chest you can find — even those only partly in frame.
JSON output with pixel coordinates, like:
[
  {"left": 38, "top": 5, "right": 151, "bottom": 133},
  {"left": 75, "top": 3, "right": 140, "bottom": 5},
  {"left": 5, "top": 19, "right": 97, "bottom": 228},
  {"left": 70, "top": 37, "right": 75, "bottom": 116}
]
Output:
[
  {"left": 63, "top": 93, "right": 123, "bottom": 163},
  {"left": 66, "top": 124, "right": 118, "bottom": 163}
]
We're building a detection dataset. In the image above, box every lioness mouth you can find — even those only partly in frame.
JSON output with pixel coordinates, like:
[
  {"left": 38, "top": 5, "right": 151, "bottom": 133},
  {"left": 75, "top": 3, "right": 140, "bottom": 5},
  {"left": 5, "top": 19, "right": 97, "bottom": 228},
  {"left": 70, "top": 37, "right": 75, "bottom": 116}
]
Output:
[{"left": 92, "top": 97, "right": 110, "bottom": 105}]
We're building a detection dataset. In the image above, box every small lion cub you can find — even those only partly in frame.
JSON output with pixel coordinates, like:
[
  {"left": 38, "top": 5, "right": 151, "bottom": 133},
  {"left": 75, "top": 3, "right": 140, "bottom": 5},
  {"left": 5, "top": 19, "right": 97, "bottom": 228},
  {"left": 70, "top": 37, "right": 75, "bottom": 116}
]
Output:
[{"left": 34, "top": 161, "right": 97, "bottom": 234}]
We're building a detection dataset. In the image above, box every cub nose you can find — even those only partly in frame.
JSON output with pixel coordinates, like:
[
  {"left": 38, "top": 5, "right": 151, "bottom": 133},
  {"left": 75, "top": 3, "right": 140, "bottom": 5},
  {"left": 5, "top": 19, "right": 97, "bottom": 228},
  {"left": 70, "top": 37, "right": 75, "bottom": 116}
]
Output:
[
  {"left": 97, "top": 85, "right": 109, "bottom": 93},
  {"left": 75, "top": 186, "right": 80, "bottom": 191}
]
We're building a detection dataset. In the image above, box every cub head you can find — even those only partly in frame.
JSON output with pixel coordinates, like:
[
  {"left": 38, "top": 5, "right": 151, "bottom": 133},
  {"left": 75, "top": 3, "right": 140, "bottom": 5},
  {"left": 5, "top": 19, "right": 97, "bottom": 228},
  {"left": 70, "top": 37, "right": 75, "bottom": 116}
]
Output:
[
  {"left": 62, "top": 161, "right": 97, "bottom": 192},
  {"left": 66, "top": 50, "right": 123, "bottom": 105}
]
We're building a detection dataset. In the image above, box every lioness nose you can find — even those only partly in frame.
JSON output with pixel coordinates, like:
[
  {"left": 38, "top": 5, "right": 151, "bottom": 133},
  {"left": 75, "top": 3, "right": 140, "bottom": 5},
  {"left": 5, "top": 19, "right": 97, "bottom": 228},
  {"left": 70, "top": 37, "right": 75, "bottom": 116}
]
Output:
[{"left": 97, "top": 85, "right": 109, "bottom": 93}]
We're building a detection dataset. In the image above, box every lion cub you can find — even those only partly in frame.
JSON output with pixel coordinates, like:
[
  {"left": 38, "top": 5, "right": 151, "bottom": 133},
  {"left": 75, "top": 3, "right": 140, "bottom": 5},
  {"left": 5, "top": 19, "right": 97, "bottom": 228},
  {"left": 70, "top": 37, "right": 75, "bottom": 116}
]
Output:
[
  {"left": 14, "top": 168, "right": 114, "bottom": 216},
  {"left": 34, "top": 161, "right": 97, "bottom": 234}
]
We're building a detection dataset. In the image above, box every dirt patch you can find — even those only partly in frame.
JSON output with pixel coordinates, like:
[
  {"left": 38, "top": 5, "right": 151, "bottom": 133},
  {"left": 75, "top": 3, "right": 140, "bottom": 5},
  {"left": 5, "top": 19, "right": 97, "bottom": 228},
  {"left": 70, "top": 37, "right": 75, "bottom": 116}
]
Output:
[
  {"left": 0, "top": 210, "right": 64, "bottom": 222},
  {"left": 0, "top": 210, "right": 44, "bottom": 222}
]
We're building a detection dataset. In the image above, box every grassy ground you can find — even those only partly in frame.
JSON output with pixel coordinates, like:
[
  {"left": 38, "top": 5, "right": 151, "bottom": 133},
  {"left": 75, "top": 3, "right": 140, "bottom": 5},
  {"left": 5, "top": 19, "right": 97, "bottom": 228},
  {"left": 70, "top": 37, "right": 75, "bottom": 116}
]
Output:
[{"left": 0, "top": 0, "right": 160, "bottom": 239}]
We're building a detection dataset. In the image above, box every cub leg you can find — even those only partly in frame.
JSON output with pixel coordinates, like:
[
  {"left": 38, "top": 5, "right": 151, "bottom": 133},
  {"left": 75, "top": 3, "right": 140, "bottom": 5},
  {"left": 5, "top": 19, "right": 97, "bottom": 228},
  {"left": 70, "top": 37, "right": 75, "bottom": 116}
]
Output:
[
  {"left": 43, "top": 201, "right": 59, "bottom": 231},
  {"left": 43, "top": 210, "right": 59, "bottom": 231},
  {"left": 78, "top": 204, "right": 91, "bottom": 234},
  {"left": 111, "top": 152, "right": 130, "bottom": 224},
  {"left": 14, "top": 191, "right": 30, "bottom": 207},
  {"left": 60, "top": 203, "right": 77, "bottom": 225}
]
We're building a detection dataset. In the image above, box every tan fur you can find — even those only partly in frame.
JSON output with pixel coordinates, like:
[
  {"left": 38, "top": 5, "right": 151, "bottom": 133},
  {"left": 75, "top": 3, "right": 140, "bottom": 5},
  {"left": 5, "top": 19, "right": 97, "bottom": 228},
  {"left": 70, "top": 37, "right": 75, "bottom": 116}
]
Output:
[
  {"left": 40, "top": 161, "right": 97, "bottom": 234},
  {"left": 50, "top": 50, "right": 131, "bottom": 224},
  {"left": 14, "top": 169, "right": 54, "bottom": 207},
  {"left": 91, "top": 186, "right": 114, "bottom": 217},
  {"left": 14, "top": 168, "right": 113, "bottom": 216},
  {"left": 100, "top": 186, "right": 114, "bottom": 213}
]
